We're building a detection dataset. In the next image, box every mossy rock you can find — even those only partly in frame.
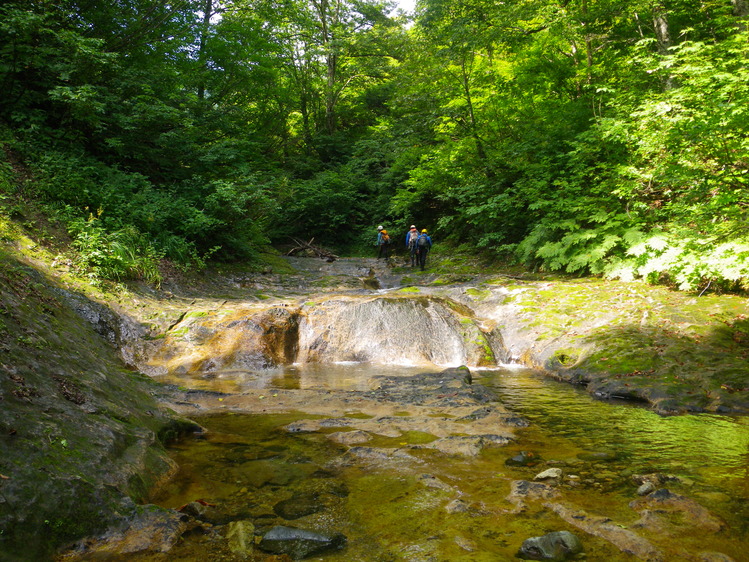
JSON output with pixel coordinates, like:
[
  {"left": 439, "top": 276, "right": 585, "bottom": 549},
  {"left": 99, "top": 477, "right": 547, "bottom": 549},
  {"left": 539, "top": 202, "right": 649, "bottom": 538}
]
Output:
[{"left": 0, "top": 249, "right": 191, "bottom": 559}]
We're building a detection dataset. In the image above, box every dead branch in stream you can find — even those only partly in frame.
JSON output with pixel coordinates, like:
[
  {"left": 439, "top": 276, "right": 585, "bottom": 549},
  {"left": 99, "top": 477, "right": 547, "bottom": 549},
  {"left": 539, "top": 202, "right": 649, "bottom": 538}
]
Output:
[{"left": 285, "top": 237, "right": 339, "bottom": 261}]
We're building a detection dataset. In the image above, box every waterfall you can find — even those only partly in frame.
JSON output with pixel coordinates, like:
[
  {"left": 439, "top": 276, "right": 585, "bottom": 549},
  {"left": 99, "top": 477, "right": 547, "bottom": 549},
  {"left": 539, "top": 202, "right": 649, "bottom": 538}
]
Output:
[
  {"left": 138, "top": 295, "right": 507, "bottom": 381},
  {"left": 296, "top": 296, "right": 501, "bottom": 367}
]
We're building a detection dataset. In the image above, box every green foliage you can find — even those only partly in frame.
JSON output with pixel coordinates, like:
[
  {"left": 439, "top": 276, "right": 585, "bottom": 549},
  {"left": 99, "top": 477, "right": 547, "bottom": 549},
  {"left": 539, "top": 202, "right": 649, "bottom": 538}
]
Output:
[
  {"left": 1, "top": 0, "right": 748, "bottom": 292},
  {"left": 608, "top": 230, "right": 749, "bottom": 291},
  {"left": 68, "top": 215, "right": 162, "bottom": 286},
  {"left": 279, "top": 170, "right": 362, "bottom": 248}
]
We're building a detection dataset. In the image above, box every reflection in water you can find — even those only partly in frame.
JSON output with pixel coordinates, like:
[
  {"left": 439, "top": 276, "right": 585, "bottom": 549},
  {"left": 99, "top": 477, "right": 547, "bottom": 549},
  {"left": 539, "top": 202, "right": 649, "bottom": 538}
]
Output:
[
  {"left": 153, "top": 363, "right": 749, "bottom": 560},
  {"left": 483, "top": 366, "right": 749, "bottom": 490},
  {"left": 156, "top": 363, "right": 446, "bottom": 393}
]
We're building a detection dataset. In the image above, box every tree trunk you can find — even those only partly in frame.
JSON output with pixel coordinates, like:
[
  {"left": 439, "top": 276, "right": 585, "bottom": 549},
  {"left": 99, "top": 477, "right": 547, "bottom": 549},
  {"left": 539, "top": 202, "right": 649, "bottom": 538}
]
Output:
[
  {"left": 652, "top": 4, "right": 671, "bottom": 56},
  {"left": 582, "top": 0, "right": 593, "bottom": 85},
  {"left": 733, "top": 0, "right": 748, "bottom": 30},
  {"left": 312, "top": 0, "right": 339, "bottom": 135},
  {"left": 197, "top": 0, "right": 213, "bottom": 101},
  {"left": 652, "top": 2, "right": 675, "bottom": 90},
  {"left": 459, "top": 57, "right": 492, "bottom": 178}
]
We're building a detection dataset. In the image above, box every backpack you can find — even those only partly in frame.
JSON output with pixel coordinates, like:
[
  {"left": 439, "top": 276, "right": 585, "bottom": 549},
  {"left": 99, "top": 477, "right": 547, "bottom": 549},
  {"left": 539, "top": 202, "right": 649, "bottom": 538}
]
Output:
[
  {"left": 381, "top": 233, "right": 390, "bottom": 245},
  {"left": 417, "top": 234, "right": 429, "bottom": 247},
  {"left": 408, "top": 231, "right": 418, "bottom": 248}
]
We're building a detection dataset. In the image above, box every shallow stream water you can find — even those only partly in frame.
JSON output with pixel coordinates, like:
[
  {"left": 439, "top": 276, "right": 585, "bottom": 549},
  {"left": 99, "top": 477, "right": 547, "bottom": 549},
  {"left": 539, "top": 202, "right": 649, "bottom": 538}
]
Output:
[{"left": 150, "top": 364, "right": 749, "bottom": 561}]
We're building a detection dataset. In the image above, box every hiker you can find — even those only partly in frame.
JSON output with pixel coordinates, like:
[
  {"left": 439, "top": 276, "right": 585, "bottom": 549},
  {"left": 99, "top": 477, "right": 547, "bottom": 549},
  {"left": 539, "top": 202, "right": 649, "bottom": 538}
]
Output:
[
  {"left": 405, "top": 225, "right": 419, "bottom": 267},
  {"left": 378, "top": 228, "right": 392, "bottom": 260},
  {"left": 375, "top": 225, "right": 384, "bottom": 257},
  {"left": 416, "top": 229, "right": 432, "bottom": 270}
]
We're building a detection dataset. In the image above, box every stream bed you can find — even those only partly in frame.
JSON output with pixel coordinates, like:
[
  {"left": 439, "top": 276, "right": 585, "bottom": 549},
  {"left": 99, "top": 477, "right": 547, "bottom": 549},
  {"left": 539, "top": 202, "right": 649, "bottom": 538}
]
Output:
[{"left": 148, "top": 364, "right": 749, "bottom": 561}]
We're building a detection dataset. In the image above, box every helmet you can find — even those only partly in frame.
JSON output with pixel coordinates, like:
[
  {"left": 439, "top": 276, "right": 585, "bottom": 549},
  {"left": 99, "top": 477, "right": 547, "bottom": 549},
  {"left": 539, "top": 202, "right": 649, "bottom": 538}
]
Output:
[
  {"left": 410, "top": 225, "right": 416, "bottom": 229},
  {"left": 381, "top": 230, "right": 387, "bottom": 235},
  {"left": 421, "top": 229, "right": 428, "bottom": 233},
  {"left": 377, "top": 225, "right": 383, "bottom": 231}
]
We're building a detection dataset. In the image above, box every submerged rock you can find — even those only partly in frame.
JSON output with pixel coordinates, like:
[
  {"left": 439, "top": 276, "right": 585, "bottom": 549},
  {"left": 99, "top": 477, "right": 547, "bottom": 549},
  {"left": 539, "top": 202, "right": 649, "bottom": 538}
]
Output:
[
  {"left": 258, "top": 525, "right": 346, "bottom": 559},
  {"left": 426, "top": 434, "right": 511, "bottom": 457},
  {"left": 445, "top": 499, "right": 470, "bottom": 514},
  {"left": 273, "top": 492, "right": 324, "bottom": 520},
  {"left": 630, "top": 488, "right": 725, "bottom": 533},
  {"left": 226, "top": 520, "right": 255, "bottom": 556},
  {"left": 547, "top": 502, "right": 662, "bottom": 560},
  {"left": 577, "top": 451, "right": 618, "bottom": 462},
  {"left": 505, "top": 480, "right": 559, "bottom": 513},
  {"left": 328, "top": 429, "right": 372, "bottom": 445},
  {"left": 517, "top": 530, "right": 583, "bottom": 561}
]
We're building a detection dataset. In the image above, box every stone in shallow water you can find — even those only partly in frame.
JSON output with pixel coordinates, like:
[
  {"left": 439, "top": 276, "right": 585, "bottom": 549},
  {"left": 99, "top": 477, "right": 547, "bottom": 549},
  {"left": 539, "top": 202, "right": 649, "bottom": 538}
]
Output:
[
  {"left": 505, "top": 450, "right": 542, "bottom": 466},
  {"left": 226, "top": 520, "right": 255, "bottom": 556},
  {"left": 534, "top": 468, "right": 563, "bottom": 480},
  {"left": 258, "top": 525, "right": 346, "bottom": 559},
  {"left": 517, "top": 530, "right": 583, "bottom": 561}
]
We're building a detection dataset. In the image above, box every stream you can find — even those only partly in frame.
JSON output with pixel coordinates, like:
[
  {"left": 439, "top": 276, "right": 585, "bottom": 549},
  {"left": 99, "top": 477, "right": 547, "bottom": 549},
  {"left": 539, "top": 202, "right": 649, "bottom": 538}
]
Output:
[
  {"left": 149, "top": 363, "right": 749, "bottom": 561},
  {"left": 117, "top": 257, "right": 749, "bottom": 560}
]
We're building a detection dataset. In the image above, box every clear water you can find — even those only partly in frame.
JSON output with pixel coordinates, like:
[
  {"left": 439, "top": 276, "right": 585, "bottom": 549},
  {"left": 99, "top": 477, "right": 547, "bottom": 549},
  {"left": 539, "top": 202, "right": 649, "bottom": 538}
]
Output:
[
  {"left": 149, "top": 364, "right": 749, "bottom": 561},
  {"left": 486, "top": 365, "right": 749, "bottom": 494}
]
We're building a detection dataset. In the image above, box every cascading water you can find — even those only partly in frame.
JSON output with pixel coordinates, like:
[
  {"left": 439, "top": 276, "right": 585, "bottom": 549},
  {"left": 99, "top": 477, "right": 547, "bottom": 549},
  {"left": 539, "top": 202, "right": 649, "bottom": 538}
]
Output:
[
  {"left": 296, "top": 296, "right": 501, "bottom": 367},
  {"left": 138, "top": 293, "right": 506, "bottom": 393}
]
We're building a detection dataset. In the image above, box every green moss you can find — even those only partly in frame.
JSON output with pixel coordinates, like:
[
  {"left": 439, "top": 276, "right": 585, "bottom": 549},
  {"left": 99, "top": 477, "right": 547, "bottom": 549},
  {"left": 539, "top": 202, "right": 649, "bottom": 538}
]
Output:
[
  {"left": 550, "top": 348, "right": 582, "bottom": 368},
  {"left": 397, "top": 286, "right": 420, "bottom": 293},
  {"left": 342, "top": 412, "right": 374, "bottom": 419},
  {"left": 367, "top": 430, "right": 439, "bottom": 447},
  {"left": 465, "top": 288, "right": 491, "bottom": 300},
  {"left": 184, "top": 311, "right": 209, "bottom": 319}
]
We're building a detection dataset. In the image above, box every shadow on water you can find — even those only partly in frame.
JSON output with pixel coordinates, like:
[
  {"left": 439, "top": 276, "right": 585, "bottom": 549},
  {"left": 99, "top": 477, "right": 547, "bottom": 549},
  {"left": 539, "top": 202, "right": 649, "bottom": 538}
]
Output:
[{"left": 150, "top": 364, "right": 749, "bottom": 561}]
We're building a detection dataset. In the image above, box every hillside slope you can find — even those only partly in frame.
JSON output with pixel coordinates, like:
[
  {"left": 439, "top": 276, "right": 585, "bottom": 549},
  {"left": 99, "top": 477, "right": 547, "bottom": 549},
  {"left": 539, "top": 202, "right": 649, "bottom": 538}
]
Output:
[{"left": 0, "top": 242, "right": 194, "bottom": 560}]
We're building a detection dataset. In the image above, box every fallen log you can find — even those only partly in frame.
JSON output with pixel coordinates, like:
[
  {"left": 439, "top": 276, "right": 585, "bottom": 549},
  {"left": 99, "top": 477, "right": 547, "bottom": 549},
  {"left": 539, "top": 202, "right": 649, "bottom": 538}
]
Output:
[{"left": 285, "top": 237, "right": 339, "bottom": 261}]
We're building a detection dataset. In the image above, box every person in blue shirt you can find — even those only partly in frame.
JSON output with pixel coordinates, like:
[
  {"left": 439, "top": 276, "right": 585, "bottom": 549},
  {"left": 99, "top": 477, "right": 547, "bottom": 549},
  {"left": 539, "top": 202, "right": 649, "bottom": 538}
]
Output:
[
  {"left": 416, "top": 229, "right": 432, "bottom": 270},
  {"left": 405, "top": 225, "right": 419, "bottom": 267}
]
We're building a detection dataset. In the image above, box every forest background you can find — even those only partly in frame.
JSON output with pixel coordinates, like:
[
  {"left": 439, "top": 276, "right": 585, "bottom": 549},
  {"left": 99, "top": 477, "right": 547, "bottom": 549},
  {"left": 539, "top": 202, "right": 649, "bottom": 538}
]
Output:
[{"left": 1, "top": 0, "right": 748, "bottom": 293}]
